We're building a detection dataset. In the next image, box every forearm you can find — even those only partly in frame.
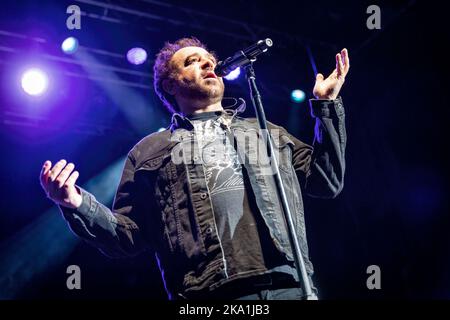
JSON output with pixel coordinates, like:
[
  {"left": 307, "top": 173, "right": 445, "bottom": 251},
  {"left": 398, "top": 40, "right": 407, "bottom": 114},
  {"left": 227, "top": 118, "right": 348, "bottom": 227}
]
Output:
[
  {"left": 304, "top": 96, "right": 346, "bottom": 198},
  {"left": 59, "top": 188, "right": 144, "bottom": 257}
]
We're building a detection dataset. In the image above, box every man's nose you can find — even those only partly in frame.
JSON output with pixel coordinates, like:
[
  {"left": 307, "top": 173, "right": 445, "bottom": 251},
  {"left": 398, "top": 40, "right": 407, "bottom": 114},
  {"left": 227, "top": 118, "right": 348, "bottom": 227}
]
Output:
[{"left": 201, "top": 58, "right": 214, "bottom": 70}]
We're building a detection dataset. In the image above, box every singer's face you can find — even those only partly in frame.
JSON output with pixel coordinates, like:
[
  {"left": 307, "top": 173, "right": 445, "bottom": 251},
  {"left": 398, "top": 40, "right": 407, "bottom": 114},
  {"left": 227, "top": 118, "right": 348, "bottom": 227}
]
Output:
[{"left": 169, "top": 46, "right": 224, "bottom": 103}]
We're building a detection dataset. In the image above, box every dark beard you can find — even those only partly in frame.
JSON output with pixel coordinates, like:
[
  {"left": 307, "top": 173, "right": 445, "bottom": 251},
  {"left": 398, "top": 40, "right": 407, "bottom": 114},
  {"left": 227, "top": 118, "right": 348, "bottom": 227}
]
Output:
[{"left": 178, "top": 78, "right": 224, "bottom": 101}]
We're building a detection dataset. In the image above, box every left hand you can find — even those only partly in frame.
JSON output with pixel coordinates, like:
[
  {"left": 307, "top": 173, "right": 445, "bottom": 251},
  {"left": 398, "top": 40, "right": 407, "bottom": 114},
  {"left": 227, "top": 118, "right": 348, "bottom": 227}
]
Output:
[{"left": 313, "top": 48, "right": 350, "bottom": 100}]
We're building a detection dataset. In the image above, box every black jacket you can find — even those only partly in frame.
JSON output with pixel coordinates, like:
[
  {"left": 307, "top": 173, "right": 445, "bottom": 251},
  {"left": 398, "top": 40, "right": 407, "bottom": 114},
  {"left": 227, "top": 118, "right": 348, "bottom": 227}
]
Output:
[{"left": 60, "top": 97, "right": 346, "bottom": 299}]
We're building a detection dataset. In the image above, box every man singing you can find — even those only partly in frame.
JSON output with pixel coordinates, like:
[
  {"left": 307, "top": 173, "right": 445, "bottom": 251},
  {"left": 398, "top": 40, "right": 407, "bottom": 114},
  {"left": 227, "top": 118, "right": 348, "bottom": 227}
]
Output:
[{"left": 39, "top": 37, "right": 349, "bottom": 300}]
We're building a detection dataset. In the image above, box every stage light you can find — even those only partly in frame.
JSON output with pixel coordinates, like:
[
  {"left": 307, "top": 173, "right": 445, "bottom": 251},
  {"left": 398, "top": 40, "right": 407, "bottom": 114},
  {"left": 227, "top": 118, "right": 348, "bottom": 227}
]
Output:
[
  {"left": 291, "top": 89, "right": 306, "bottom": 103},
  {"left": 158, "top": 127, "right": 166, "bottom": 132},
  {"left": 127, "top": 47, "right": 147, "bottom": 65},
  {"left": 21, "top": 68, "right": 48, "bottom": 96},
  {"left": 61, "top": 37, "right": 79, "bottom": 54},
  {"left": 224, "top": 67, "right": 240, "bottom": 81}
]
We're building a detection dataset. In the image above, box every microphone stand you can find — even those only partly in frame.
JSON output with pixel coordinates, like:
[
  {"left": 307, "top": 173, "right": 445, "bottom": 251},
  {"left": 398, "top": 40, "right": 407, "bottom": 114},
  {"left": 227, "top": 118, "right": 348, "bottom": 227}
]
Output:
[{"left": 243, "top": 58, "right": 318, "bottom": 300}]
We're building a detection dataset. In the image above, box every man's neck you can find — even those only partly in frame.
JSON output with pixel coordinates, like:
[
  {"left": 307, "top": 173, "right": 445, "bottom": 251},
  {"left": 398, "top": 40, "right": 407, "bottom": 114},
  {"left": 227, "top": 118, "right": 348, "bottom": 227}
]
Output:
[{"left": 179, "top": 99, "right": 223, "bottom": 115}]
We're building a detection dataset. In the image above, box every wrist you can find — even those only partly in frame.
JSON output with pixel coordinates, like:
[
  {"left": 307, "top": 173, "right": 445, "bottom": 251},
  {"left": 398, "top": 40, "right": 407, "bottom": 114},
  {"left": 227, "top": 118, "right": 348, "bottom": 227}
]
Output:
[
  {"left": 73, "top": 186, "right": 82, "bottom": 208},
  {"left": 73, "top": 193, "right": 83, "bottom": 209},
  {"left": 314, "top": 94, "right": 337, "bottom": 100}
]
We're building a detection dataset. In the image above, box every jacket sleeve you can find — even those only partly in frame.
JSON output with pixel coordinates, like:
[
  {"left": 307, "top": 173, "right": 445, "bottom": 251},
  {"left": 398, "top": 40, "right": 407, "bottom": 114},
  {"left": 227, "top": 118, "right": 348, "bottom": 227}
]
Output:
[
  {"left": 276, "top": 96, "right": 346, "bottom": 199},
  {"left": 59, "top": 151, "right": 148, "bottom": 257}
]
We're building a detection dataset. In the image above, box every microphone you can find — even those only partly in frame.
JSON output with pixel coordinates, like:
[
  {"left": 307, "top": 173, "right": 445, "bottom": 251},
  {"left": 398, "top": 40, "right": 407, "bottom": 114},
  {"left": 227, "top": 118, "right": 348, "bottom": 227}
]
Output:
[{"left": 215, "top": 38, "right": 273, "bottom": 77}]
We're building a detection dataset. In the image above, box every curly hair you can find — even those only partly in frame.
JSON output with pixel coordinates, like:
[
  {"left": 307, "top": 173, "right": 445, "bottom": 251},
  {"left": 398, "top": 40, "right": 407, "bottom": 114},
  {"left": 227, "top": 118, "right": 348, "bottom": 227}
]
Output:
[{"left": 153, "top": 37, "right": 215, "bottom": 114}]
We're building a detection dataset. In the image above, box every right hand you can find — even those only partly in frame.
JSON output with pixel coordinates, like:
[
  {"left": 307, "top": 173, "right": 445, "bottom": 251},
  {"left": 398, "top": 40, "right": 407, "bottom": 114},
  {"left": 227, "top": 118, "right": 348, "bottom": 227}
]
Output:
[{"left": 39, "top": 159, "right": 82, "bottom": 209}]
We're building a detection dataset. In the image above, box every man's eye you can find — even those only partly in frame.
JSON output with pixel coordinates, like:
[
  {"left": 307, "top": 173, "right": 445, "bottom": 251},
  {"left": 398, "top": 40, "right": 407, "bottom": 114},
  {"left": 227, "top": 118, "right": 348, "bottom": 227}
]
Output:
[{"left": 186, "top": 58, "right": 197, "bottom": 65}]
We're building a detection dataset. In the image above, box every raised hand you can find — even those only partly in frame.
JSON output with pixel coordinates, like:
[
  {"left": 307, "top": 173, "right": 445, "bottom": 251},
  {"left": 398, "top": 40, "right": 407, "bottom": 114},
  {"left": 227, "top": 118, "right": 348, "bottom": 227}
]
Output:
[
  {"left": 313, "top": 48, "right": 350, "bottom": 100},
  {"left": 39, "top": 159, "right": 82, "bottom": 209}
]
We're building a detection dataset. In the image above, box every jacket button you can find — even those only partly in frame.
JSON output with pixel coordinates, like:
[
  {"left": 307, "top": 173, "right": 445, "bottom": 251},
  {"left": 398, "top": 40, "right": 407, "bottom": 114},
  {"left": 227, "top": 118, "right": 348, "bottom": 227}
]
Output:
[
  {"left": 200, "top": 193, "right": 208, "bottom": 200},
  {"left": 206, "top": 227, "right": 213, "bottom": 234}
]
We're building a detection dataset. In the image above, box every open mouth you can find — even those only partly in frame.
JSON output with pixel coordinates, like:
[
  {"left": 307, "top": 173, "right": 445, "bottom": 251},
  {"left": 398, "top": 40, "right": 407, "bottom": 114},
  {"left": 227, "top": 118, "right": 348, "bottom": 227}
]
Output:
[{"left": 203, "top": 72, "right": 217, "bottom": 79}]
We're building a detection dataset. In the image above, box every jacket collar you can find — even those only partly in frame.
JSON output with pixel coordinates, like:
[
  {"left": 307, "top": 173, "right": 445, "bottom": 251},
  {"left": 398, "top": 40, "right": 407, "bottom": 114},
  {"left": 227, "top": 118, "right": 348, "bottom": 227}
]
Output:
[{"left": 170, "top": 98, "right": 246, "bottom": 132}]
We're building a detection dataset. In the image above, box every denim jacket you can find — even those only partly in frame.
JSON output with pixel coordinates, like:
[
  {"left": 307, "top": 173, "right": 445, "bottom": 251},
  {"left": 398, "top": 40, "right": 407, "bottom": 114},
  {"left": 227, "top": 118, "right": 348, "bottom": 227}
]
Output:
[{"left": 60, "top": 97, "right": 346, "bottom": 299}]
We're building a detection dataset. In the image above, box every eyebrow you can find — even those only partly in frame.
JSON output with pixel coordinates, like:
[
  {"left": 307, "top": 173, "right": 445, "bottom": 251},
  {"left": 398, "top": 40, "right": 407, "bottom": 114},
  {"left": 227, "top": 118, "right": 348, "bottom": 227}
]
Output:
[{"left": 185, "top": 52, "right": 217, "bottom": 63}]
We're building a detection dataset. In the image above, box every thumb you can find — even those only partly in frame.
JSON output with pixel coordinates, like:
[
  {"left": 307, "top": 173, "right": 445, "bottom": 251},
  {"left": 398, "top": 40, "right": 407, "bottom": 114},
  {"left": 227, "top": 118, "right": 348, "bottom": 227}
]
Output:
[{"left": 316, "top": 73, "right": 324, "bottom": 82}]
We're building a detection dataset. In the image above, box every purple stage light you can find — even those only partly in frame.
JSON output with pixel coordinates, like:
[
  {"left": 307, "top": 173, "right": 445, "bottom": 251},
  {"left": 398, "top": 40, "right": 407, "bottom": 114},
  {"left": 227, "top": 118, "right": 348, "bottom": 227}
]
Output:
[
  {"left": 224, "top": 67, "right": 240, "bottom": 81},
  {"left": 21, "top": 68, "right": 48, "bottom": 96},
  {"left": 61, "top": 37, "right": 79, "bottom": 54},
  {"left": 127, "top": 47, "right": 147, "bottom": 65}
]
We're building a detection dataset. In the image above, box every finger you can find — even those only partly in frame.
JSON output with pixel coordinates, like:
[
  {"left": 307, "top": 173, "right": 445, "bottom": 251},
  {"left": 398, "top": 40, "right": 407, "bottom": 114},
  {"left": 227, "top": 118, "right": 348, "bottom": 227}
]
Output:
[
  {"left": 48, "top": 159, "right": 67, "bottom": 182},
  {"left": 336, "top": 53, "right": 344, "bottom": 78},
  {"left": 342, "top": 48, "right": 350, "bottom": 73},
  {"left": 340, "top": 49, "right": 346, "bottom": 64},
  {"left": 55, "top": 163, "right": 75, "bottom": 188},
  {"left": 64, "top": 170, "right": 79, "bottom": 188},
  {"left": 335, "top": 54, "right": 340, "bottom": 77},
  {"left": 315, "top": 73, "right": 324, "bottom": 83},
  {"left": 40, "top": 160, "right": 52, "bottom": 188}
]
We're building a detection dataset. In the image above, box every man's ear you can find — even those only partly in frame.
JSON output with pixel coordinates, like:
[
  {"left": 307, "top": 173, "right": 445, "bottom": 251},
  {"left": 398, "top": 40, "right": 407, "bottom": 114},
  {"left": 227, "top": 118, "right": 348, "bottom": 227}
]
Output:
[{"left": 162, "top": 79, "right": 176, "bottom": 95}]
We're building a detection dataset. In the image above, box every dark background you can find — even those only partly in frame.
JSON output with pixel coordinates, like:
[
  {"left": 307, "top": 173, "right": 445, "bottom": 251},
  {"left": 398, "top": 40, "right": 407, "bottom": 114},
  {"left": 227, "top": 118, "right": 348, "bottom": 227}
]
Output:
[{"left": 0, "top": 0, "right": 448, "bottom": 299}]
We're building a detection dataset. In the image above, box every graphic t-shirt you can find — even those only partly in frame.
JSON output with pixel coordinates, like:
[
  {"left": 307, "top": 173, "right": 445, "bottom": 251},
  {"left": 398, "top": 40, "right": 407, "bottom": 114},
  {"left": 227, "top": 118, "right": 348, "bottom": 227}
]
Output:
[{"left": 189, "top": 111, "right": 297, "bottom": 284}]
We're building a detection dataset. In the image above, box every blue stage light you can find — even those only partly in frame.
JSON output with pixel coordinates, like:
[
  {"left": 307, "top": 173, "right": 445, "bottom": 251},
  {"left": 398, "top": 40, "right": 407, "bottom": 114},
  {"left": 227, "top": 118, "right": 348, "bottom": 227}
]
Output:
[
  {"left": 127, "top": 47, "right": 147, "bottom": 65},
  {"left": 61, "top": 37, "right": 79, "bottom": 54},
  {"left": 291, "top": 89, "right": 306, "bottom": 103},
  {"left": 224, "top": 67, "right": 240, "bottom": 81}
]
